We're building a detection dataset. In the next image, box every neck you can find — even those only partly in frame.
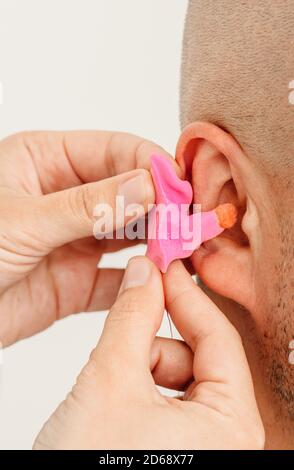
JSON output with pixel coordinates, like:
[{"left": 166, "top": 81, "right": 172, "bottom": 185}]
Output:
[{"left": 202, "top": 285, "right": 294, "bottom": 449}]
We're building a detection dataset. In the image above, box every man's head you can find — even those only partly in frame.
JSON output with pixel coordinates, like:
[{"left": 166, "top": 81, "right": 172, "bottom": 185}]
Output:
[{"left": 178, "top": 0, "right": 294, "bottom": 420}]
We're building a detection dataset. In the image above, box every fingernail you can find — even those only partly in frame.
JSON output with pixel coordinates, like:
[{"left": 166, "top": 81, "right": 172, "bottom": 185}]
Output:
[
  {"left": 118, "top": 172, "right": 154, "bottom": 207},
  {"left": 120, "top": 257, "right": 152, "bottom": 292}
]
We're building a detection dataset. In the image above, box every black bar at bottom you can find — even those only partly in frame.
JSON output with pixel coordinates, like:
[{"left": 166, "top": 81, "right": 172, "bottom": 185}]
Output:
[{"left": 0, "top": 450, "right": 293, "bottom": 466}]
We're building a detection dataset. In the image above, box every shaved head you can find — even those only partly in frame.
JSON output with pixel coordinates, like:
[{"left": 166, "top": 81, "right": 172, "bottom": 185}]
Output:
[
  {"left": 181, "top": 0, "right": 294, "bottom": 180},
  {"left": 180, "top": 0, "right": 294, "bottom": 424}
]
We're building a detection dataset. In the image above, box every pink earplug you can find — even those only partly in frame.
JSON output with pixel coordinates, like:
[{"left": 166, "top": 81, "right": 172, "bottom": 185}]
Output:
[{"left": 146, "top": 154, "right": 237, "bottom": 273}]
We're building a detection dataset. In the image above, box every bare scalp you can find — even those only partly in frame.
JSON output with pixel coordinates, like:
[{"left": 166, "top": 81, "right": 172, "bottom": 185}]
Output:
[{"left": 181, "top": 0, "right": 294, "bottom": 183}]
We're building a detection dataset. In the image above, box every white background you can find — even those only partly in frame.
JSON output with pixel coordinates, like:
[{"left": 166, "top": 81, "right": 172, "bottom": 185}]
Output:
[{"left": 0, "top": 0, "right": 187, "bottom": 449}]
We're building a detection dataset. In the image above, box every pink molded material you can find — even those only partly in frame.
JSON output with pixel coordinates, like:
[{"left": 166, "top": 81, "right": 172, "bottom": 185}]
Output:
[{"left": 146, "top": 154, "right": 226, "bottom": 273}]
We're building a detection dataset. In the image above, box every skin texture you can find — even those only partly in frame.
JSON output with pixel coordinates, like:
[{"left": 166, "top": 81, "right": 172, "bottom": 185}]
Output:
[
  {"left": 0, "top": 130, "right": 171, "bottom": 345},
  {"left": 2, "top": 1, "right": 291, "bottom": 448},
  {"left": 34, "top": 257, "right": 264, "bottom": 450},
  {"left": 180, "top": 0, "right": 294, "bottom": 448},
  {"left": 0, "top": 130, "right": 264, "bottom": 450}
]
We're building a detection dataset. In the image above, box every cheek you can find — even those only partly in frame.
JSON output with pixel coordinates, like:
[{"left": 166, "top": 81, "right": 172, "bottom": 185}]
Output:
[{"left": 253, "top": 227, "right": 293, "bottom": 336}]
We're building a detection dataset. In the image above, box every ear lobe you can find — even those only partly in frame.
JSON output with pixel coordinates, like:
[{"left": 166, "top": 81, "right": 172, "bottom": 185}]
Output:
[
  {"left": 176, "top": 121, "right": 256, "bottom": 311},
  {"left": 191, "top": 238, "right": 254, "bottom": 311}
]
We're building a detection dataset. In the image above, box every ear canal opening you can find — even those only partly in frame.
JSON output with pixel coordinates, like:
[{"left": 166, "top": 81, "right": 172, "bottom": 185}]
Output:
[{"left": 181, "top": 137, "right": 249, "bottom": 246}]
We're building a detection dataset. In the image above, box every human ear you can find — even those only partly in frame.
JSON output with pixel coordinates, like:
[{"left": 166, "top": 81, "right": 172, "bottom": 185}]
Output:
[{"left": 175, "top": 122, "right": 259, "bottom": 312}]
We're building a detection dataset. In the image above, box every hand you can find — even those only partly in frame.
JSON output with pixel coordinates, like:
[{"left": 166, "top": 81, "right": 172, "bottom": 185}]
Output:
[
  {"left": 34, "top": 256, "right": 264, "bottom": 450},
  {"left": 0, "top": 131, "right": 173, "bottom": 345}
]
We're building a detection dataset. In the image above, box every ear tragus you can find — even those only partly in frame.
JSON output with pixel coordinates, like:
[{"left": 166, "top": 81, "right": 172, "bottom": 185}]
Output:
[{"left": 176, "top": 121, "right": 256, "bottom": 311}]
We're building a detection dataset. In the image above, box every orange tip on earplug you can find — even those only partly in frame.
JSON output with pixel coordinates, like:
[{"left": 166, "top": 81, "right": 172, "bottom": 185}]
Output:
[
  {"left": 146, "top": 155, "right": 238, "bottom": 272},
  {"left": 215, "top": 203, "right": 238, "bottom": 229}
]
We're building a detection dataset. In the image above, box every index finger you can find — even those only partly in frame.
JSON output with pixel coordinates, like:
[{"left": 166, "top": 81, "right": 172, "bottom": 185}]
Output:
[
  {"left": 64, "top": 131, "right": 175, "bottom": 182},
  {"left": 3, "top": 130, "right": 180, "bottom": 193}
]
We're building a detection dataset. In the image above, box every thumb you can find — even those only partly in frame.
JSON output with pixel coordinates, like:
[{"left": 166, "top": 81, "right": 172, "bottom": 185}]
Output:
[
  {"left": 33, "top": 169, "right": 154, "bottom": 248},
  {"left": 163, "top": 261, "right": 254, "bottom": 396},
  {"left": 93, "top": 256, "right": 164, "bottom": 378}
]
